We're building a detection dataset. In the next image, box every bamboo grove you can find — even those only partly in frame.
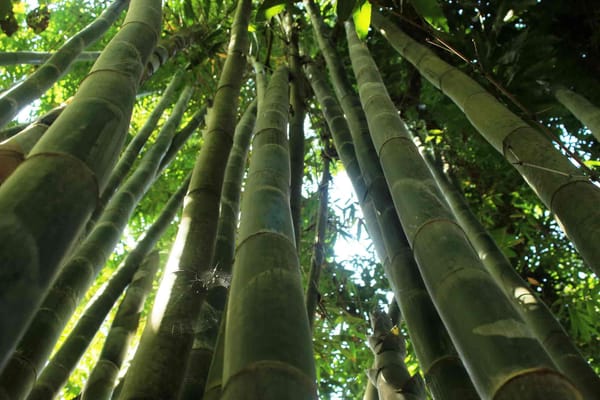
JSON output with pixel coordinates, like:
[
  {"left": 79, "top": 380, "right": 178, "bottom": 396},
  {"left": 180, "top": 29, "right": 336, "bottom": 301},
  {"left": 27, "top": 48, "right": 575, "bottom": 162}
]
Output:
[{"left": 0, "top": 0, "right": 599, "bottom": 399}]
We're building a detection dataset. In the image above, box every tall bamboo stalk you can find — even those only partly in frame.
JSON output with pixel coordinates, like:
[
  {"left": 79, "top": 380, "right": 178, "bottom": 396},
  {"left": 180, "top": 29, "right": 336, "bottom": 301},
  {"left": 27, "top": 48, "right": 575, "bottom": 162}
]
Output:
[
  {"left": 345, "top": 21, "right": 580, "bottom": 399},
  {"left": 367, "top": 309, "right": 425, "bottom": 400},
  {"left": 421, "top": 147, "right": 600, "bottom": 399},
  {"left": 0, "top": 0, "right": 128, "bottom": 128},
  {"left": 221, "top": 65, "right": 316, "bottom": 400},
  {"left": 0, "top": 0, "right": 161, "bottom": 370},
  {"left": 285, "top": 9, "right": 307, "bottom": 248},
  {"left": 117, "top": 1, "right": 252, "bottom": 397},
  {"left": 78, "top": 247, "right": 159, "bottom": 400},
  {"left": 0, "top": 86, "right": 192, "bottom": 400},
  {"left": 553, "top": 86, "right": 600, "bottom": 142},
  {"left": 305, "top": 61, "right": 478, "bottom": 400},
  {"left": 0, "top": 51, "right": 101, "bottom": 66},
  {"left": 27, "top": 251, "right": 161, "bottom": 400},
  {"left": 180, "top": 99, "right": 257, "bottom": 400},
  {"left": 305, "top": 151, "right": 330, "bottom": 330},
  {"left": 371, "top": 10, "right": 600, "bottom": 274},
  {"left": 91, "top": 69, "right": 186, "bottom": 225}
]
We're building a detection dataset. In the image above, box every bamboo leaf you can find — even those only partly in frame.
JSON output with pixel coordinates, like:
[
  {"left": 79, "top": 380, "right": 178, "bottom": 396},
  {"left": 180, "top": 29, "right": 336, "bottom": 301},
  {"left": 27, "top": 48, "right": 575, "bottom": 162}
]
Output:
[
  {"left": 256, "top": 0, "right": 286, "bottom": 23},
  {"left": 352, "top": 0, "right": 371, "bottom": 39},
  {"left": 408, "top": 0, "right": 448, "bottom": 32}
]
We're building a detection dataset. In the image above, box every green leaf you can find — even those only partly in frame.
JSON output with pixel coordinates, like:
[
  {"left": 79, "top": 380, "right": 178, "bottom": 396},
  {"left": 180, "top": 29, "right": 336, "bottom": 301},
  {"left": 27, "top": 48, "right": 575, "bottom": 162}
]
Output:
[
  {"left": 256, "top": 0, "right": 286, "bottom": 23},
  {"left": 408, "top": 0, "right": 448, "bottom": 32},
  {"left": 352, "top": 0, "right": 371, "bottom": 39},
  {"left": 336, "top": 0, "right": 356, "bottom": 22}
]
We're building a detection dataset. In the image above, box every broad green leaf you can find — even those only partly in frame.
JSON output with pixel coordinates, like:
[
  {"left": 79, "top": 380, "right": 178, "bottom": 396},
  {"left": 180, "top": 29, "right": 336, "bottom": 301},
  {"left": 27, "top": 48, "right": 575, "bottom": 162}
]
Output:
[
  {"left": 336, "top": 0, "right": 356, "bottom": 22},
  {"left": 409, "top": 0, "right": 449, "bottom": 32},
  {"left": 256, "top": 0, "right": 286, "bottom": 23},
  {"left": 352, "top": 0, "right": 371, "bottom": 39}
]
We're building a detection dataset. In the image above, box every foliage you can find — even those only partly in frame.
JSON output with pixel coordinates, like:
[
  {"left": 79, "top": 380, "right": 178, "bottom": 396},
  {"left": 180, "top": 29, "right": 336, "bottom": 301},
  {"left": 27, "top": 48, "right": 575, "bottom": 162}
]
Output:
[{"left": 1, "top": 0, "right": 599, "bottom": 398}]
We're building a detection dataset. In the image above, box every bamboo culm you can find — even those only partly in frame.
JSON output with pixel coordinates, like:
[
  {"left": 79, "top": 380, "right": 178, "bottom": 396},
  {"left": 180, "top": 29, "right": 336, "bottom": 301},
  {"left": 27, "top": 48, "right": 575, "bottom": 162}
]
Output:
[
  {"left": 305, "top": 61, "right": 478, "bottom": 399},
  {"left": 221, "top": 65, "right": 316, "bottom": 400},
  {"left": 116, "top": 1, "right": 252, "bottom": 397},
  {"left": 346, "top": 20, "right": 580, "bottom": 399},
  {"left": 0, "top": 0, "right": 161, "bottom": 371},
  {"left": 371, "top": 10, "right": 600, "bottom": 275},
  {"left": 0, "top": 86, "right": 192, "bottom": 400},
  {"left": 0, "top": 51, "right": 101, "bottom": 66}
]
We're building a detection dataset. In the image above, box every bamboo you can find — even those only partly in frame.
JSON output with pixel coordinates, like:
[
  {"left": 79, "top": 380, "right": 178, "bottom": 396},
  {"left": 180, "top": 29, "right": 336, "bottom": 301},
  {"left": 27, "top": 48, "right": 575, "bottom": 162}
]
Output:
[
  {"left": 285, "top": 9, "right": 307, "bottom": 248},
  {"left": 180, "top": 100, "right": 257, "bottom": 399},
  {"left": 117, "top": 0, "right": 252, "bottom": 397},
  {"left": 0, "top": 86, "right": 192, "bottom": 400},
  {"left": 27, "top": 252, "right": 161, "bottom": 400},
  {"left": 0, "top": 0, "right": 128, "bottom": 128},
  {"left": 0, "top": 0, "right": 161, "bottom": 370},
  {"left": 371, "top": 10, "right": 600, "bottom": 274},
  {"left": 91, "top": 69, "right": 186, "bottom": 226},
  {"left": 0, "top": 51, "right": 101, "bottom": 66},
  {"left": 305, "top": 60, "right": 478, "bottom": 399},
  {"left": 221, "top": 65, "right": 316, "bottom": 400},
  {"left": 345, "top": 21, "right": 580, "bottom": 399},
  {"left": 421, "top": 149, "right": 600, "bottom": 399},
  {"left": 305, "top": 151, "right": 331, "bottom": 330},
  {"left": 367, "top": 309, "right": 425, "bottom": 400},
  {"left": 79, "top": 248, "right": 160, "bottom": 400},
  {"left": 553, "top": 86, "right": 600, "bottom": 142}
]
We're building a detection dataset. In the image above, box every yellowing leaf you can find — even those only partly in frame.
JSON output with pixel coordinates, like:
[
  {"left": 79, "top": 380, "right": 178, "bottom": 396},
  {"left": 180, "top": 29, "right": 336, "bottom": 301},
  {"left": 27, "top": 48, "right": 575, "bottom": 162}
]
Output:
[{"left": 352, "top": 1, "right": 371, "bottom": 39}]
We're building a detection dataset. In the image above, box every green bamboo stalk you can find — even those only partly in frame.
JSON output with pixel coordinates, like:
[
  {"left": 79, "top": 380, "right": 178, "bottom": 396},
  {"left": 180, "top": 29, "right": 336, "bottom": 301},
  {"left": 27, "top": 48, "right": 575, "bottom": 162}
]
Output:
[
  {"left": 0, "top": 0, "right": 161, "bottom": 371},
  {"left": 0, "top": 86, "right": 192, "bottom": 400},
  {"left": 0, "top": 0, "right": 128, "bottom": 128},
  {"left": 345, "top": 21, "right": 580, "bottom": 399},
  {"left": 371, "top": 11, "right": 600, "bottom": 274},
  {"left": 116, "top": 1, "right": 252, "bottom": 398},
  {"left": 158, "top": 105, "right": 208, "bottom": 174},
  {"left": 363, "top": 381, "right": 380, "bottom": 400},
  {"left": 180, "top": 99, "right": 257, "bottom": 400},
  {"left": 27, "top": 251, "right": 161, "bottom": 400},
  {"left": 305, "top": 61, "right": 478, "bottom": 400},
  {"left": 305, "top": 151, "right": 330, "bottom": 330},
  {"left": 421, "top": 148, "right": 600, "bottom": 399},
  {"left": 553, "top": 86, "right": 600, "bottom": 142},
  {"left": 0, "top": 105, "right": 63, "bottom": 141},
  {"left": 91, "top": 69, "right": 186, "bottom": 226},
  {"left": 285, "top": 9, "right": 307, "bottom": 248},
  {"left": 367, "top": 309, "right": 425, "bottom": 400},
  {"left": 220, "top": 65, "right": 316, "bottom": 400},
  {"left": 0, "top": 51, "right": 101, "bottom": 66},
  {"left": 78, "top": 247, "right": 160, "bottom": 400},
  {"left": 0, "top": 106, "right": 64, "bottom": 185}
]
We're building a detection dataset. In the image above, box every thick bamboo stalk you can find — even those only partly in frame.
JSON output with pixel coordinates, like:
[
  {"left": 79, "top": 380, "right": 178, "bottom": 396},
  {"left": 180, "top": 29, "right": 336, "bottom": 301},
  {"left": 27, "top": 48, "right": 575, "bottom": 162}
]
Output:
[
  {"left": 221, "top": 65, "right": 316, "bottom": 400},
  {"left": 180, "top": 100, "right": 257, "bottom": 400},
  {"left": 0, "top": 0, "right": 128, "bottom": 128},
  {"left": 0, "top": 86, "right": 192, "bottom": 400},
  {"left": 0, "top": 0, "right": 161, "bottom": 371},
  {"left": 305, "top": 152, "right": 330, "bottom": 329},
  {"left": 371, "top": 10, "right": 600, "bottom": 274},
  {"left": 117, "top": 1, "right": 252, "bottom": 397},
  {"left": 422, "top": 149, "right": 600, "bottom": 399},
  {"left": 79, "top": 248, "right": 160, "bottom": 400},
  {"left": 304, "top": 30, "right": 478, "bottom": 400},
  {"left": 91, "top": 69, "right": 186, "bottom": 226},
  {"left": 553, "top": 86, "right": 600, "bottom": 142},
  {"left": 0, "top": 106, "right": 64, "bottom": 185},
  {"left": 0, "top": 51, "right": 101, "bottom": 66},
  {"left": 285, "top": 10, "right": 307, "bottom": 248},
  {"left": 27, "top": 251, "right": 160, "bottom": 400},
  {"left": 367, "top": 309, "right": 425, "bottom": 400},
  {"left": 346, "top": 21, "right": 580, "bottom": 399}
]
